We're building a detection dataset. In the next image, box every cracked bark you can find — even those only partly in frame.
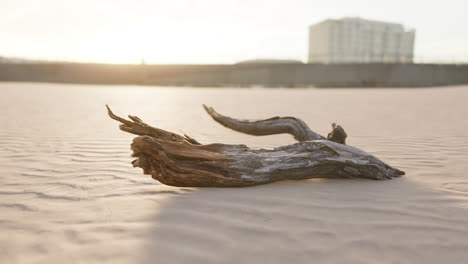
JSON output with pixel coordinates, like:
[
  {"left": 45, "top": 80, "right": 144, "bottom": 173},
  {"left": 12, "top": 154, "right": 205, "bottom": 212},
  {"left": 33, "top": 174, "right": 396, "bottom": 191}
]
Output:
[{"left": 107, "top": 105, "right": 404, "bottom": 187}]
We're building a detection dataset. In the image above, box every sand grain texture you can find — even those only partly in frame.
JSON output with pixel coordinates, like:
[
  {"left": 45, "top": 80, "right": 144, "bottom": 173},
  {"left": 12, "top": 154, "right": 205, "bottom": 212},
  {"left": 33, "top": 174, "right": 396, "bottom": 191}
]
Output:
[{"left": 1, "top": 83, "right": 468, "bottom": 264}]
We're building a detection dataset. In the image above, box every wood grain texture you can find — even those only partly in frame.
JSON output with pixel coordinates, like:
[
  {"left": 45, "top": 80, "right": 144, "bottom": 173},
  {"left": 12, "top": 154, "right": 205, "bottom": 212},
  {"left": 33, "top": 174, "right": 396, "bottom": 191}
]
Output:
[{"left": 107, "top": 105, "right": 404, "bottom": 187}]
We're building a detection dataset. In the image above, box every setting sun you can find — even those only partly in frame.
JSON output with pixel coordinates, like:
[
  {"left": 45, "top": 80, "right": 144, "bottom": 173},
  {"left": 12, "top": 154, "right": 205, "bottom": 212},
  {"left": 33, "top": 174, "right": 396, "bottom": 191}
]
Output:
[{"left": 2, "top": 0, "right": 468, "bottom": 64}]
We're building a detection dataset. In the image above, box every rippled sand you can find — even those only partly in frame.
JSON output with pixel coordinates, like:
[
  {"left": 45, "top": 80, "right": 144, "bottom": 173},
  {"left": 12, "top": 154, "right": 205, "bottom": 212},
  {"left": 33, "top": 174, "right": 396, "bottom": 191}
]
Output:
[{"left": 1, "top": 82, "right": 468, "bottom": 264}]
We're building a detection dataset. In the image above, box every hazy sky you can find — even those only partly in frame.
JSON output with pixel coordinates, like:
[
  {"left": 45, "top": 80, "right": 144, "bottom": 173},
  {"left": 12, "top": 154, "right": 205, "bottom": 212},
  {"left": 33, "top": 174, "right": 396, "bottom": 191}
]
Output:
[{"left": 1, "top": 0, "right": 468, "bottom": 64}]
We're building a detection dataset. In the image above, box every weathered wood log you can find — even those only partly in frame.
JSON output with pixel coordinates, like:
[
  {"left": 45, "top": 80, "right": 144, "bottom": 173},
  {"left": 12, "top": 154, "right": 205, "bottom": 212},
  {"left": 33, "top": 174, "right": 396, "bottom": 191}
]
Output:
[{"left": 107, "top": 105, "right": 404, "bottom": 187}]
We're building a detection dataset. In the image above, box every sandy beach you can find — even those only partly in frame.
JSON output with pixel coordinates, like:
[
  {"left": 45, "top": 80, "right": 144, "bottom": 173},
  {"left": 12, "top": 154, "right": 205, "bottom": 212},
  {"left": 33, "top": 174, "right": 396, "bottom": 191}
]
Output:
[{"left": 1, "top": 82, "right": 468, "bottom": 264}]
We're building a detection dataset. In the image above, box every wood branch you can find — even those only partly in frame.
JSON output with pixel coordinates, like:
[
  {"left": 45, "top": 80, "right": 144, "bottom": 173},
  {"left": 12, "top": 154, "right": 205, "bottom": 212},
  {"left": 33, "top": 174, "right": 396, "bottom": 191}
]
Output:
[
  {"left": 203, "top": 104, "right": 326, "bottom": 142},
  {"left": 327, "top": 123, "right": 347, "bottom": 144},
  {"left": 106, "top": 105, "right": 200, "bottom": 145},
  {"left": 107, "top": 105, "right": 404, "bottom": 187}
]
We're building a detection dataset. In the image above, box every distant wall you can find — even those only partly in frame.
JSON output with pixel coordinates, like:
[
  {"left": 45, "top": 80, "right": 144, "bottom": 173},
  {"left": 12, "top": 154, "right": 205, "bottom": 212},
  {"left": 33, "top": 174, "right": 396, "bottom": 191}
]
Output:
[
  {"left": 0, "top": 63, "right": 142, "bottom": 84},
  {"left": 1, "top": 63, "right": 467, "bottom": 87}
]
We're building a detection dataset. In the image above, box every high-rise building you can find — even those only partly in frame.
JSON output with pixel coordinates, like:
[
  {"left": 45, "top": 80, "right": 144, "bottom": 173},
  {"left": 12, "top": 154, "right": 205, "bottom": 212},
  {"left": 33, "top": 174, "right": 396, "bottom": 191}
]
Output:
[{"left": 308, "top": 17, "right": 415, "bottom": 64}]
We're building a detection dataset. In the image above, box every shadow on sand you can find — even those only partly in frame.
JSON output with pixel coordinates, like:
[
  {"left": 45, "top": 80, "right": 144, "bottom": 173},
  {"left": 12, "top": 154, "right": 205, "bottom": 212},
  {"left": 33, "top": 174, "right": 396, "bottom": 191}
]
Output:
[{"left": 139, "top": 177, "right": 468, "bottom": 264}]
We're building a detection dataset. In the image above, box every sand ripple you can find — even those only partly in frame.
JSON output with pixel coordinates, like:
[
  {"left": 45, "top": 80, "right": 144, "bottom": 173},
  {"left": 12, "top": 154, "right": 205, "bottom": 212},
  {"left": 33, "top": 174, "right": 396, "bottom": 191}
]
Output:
[{"left": 1, "top": 83, "right": 468, "bottom": 264}]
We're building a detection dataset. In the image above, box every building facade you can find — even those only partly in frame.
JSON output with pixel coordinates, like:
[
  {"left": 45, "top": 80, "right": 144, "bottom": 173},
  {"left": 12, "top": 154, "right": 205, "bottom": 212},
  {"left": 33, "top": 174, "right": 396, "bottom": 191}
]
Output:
[{"left": 308, "top": 17, "right": 415, "bottom": 64}]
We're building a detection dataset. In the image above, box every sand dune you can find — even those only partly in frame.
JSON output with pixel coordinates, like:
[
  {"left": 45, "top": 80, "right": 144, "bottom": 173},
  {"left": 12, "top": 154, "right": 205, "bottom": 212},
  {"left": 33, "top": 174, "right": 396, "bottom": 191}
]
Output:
[{"left": 1, "top": 83, "right": 468, "bottom": 264}]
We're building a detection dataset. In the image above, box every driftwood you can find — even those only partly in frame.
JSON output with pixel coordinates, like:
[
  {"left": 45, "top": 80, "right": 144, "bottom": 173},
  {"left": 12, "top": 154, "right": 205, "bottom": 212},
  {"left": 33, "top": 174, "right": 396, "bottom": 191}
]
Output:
[{"left": 107, "top": 105, "right": 404, "bottom": 187}]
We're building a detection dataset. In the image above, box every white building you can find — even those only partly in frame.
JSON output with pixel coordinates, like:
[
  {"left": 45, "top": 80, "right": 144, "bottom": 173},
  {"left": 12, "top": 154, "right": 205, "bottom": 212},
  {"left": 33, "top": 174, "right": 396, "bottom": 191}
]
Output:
[{"left": 308, "top": 17, "right": 415, "bottom": 64}]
